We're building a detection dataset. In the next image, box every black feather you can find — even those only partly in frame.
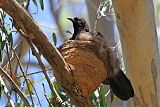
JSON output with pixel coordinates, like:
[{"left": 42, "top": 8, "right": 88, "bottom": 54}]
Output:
[{"left": 102, "top": 69, "right": 134, "bottom": 100}]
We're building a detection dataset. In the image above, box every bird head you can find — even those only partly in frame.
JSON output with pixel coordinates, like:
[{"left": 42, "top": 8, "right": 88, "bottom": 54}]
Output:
[{"left": 67, "top": 17, "right": 89, "bottom": 34}]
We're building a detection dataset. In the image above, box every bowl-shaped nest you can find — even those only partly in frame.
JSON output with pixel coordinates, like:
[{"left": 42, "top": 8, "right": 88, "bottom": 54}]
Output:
[{"left": 58, "top": 40, "right": 107, "bottom": 97}]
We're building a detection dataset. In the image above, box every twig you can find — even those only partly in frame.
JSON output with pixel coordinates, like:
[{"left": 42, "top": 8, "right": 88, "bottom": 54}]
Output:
[
  {"left": 17, "top": 81, "right": 25, "bottom": 102},
  {"left": 25, "top": 49, "right": 31, "bottom": 75},
  {"left": 109, "top": 40, "right": 120, "bottom": 51},
  {"left": 17, "top": 68, "right": 52, "bottom": 78},
  {"left": 0, "top": 77, "right": 15, "bottom": 107},
  {"left": 5, "top": 44, "right": 13, "bottom": 78},
  {"left": 0, "top": 68, "right": 30, "bottom": 107},
  {"left": 17, "top": 28, "right": 63, "bottom": 106},
  {"left": 12, "top": 49, "right": 34, "bottom": 106},
  {"left": 28, "top": 79, "right": 42, "bottom": 107},
  {"left": 40, "top": 25, "right": 72, "bottom": 35},
  {"left": 12, "top": 15, "right": 64, "bottom": 105},
  {"left": 23, "top": 34, "right": 64, "bottom": 106},
  {"left": 24, "top": 0, "right": 30, "bottom": 10},
  {"left": 42, "top": 83, "right": 54, "bottom": 107},
  {"left": 40, "top": 26, "right": 61, "bottom": 31}
]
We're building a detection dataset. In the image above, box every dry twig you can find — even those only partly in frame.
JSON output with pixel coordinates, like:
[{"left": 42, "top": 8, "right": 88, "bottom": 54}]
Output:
[{"left": 0, "top": 68, "right": 30, "bottom": 107}]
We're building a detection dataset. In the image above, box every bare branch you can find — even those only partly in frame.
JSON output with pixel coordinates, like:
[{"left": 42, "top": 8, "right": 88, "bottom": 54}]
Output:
[
  {"left": 23, "top": 34, "right": 64, "bottom": 106},
  {"left": 0, "top": 77, "right": 15, "bottom": 107},
  {"left": 0, "top": 68, "right": 30, "bottom": 107},
  {"left": 12, "top": 49, "right": 34, "bottom": 106},
  {"left": 17, "top": 68, "right": 52, "bottom": 78},
  {"left": 28, "top": 79, "right": 42, "bottom": 107},
  {"left": 42, "top": 83, "right": 54, "bottom": 107}
]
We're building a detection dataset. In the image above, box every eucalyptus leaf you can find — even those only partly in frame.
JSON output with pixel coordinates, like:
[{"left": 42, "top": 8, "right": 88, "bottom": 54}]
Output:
[
  {"left": 98, "top": 85, "right": 107, "bottom": 107},
  {"left": 52, "top": 32, "right": 57, "bottom": 46},
  {"left": 39, "top": 0, "right": 44, "bottom": 10},
  {"left": 110, "top": 86, "right": 114, "bottom": 103},
  {"left": 32, "top": 0, "right": 38, "bottom": 6},
  {"left": 25, "top": 80, "right": 34, "bottom": 95},
  {"left": 38, "top": 77, "right": 45, "bottom": 82}
]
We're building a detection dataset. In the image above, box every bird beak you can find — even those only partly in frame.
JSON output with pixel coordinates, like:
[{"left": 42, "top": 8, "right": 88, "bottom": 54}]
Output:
[{"left": 67, "top": 18, "right": 74, "bottom": 22}]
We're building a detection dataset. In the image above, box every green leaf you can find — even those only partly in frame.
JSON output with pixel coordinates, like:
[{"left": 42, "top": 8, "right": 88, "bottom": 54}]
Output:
[
  {"left": 91, "top": 93, "right": 99, "bottom": 106},
  {"left": 32, "top": 0, "right": 38, "bottom": 6},
  {"left": 38, "top": 77, "right": 45, "bottom": 82},
  {"left": 15, "top": 103, "right": 20, "bottom": 107},
  {"left": 5, "top": 26, "right": 13, "bottom": 49},
  {"left": 53, "top": 81, "right": 70, "bottom": 102},
  {"left": 0, "top": 11, "right": 6, "bottom": 21},
  {"left": 48, "top": 94, "right": 55, "bottom": 102},
  {"left": 39, "top": 0, "right": 44, "bottom": 10},
  {"left": 8, "top": 32, "right": 13, "bottom": 49},
  {"left": 98, "top": 85, "right": 107, "bottom": 107},
  {"left": 110, "top": 86, "right": 114, "bottom": 103},
  {"left": 53, "top": 81, "right": 62, "bottom": 94},
  {"left": 25, "top": 80, "right": 34, "bottom": 95},
  {"left": 59, "top": 93, "right": 68, "bottom": 102},
  {"left": 52, "top": 32, "right": 57, "bottom": 46},
  {"left": 99, "top": 5, "right": 103, "bottom": 11}
]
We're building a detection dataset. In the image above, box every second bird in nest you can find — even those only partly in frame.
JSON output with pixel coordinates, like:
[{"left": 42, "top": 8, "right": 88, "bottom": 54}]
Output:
[{"left": 67, "top": 17, "right": 134, "bottom": 101}]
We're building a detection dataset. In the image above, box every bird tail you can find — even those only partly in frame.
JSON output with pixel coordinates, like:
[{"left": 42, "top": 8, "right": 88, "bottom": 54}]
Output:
[{"left": 102, "top": 69, "right": 134, "bottom": 101}]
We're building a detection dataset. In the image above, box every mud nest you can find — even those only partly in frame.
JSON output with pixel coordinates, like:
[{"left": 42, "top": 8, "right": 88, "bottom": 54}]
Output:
[{"left": 58, "top": 40, "right": 108, "bottom": 97}]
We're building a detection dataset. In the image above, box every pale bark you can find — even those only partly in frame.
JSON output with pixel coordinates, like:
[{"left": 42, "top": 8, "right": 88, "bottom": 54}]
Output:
[{"left": 112, "top": 0, "right": 160, "bottom": 107}]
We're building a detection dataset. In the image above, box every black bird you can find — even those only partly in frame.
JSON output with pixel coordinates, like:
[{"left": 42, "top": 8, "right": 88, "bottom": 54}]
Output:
[
  {"left": 67, "top": 17, "right": 134, "bottom": 101},
  {"left": 67, "top": 17, "right": 90, "bottom": 40}
]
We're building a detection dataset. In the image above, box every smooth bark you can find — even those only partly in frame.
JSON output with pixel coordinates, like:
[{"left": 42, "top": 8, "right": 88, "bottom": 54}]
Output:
[{"left": 112, "top": 0, "right": 160, "bottom": 107}]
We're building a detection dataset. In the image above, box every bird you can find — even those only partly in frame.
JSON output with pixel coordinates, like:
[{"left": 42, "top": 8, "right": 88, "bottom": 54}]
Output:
[{"left": 67, "top": 17, "right": 134, "bottom": 101}]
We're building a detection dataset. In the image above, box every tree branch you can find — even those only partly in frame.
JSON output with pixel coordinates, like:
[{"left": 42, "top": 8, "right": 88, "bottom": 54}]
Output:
[
  {"left": 0, "top": 68, "right": 30, "bottom": 107},
  {"left": 0, "top": 0, "right": 72, "bottom": 89}
]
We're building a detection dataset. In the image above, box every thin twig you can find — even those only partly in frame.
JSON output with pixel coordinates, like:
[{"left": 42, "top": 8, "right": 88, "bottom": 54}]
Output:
[
  {"left": 24, "top": 0, "right": 30, "bottom": 10},
  {"left": 109, "top": 40, "right": 120, "bottom": 51},
  {"left": 17, "top": 68, "right": 52, "bottom": 78},
  {"left": 12, "top": 49, "right": 34, "bottom": 106},
  {"left": 28, "top": 79, "right": 42, "bottom": 107},
  {"left": 23, "top": 35, "right": 64, "bottom": 106},
  {"left": 5, "top": 44, "right": 13, "bottom": 78},
  {"left": 42, "top": 83, "right": 54, "bottom": 107},
  {"left": 18, "top": 29, "right": 63, "bottom": 105},
  {"left": 40, "top": 25, "right": 72, "bottom": 35},
  {"left": 25, "top": 49, "right": 31, "bottom": 75},
  {"left": 17, "top": 81, "right": 25, "bottom": 102},
  {"left": 0, "top": 77, "right": 15, "bottom": 107},
  {"left": 18, "top": 28, "right": 64, "bottom": 106},
  {"left": 0, "top": 68, "right": 30, "bottom": 107}
]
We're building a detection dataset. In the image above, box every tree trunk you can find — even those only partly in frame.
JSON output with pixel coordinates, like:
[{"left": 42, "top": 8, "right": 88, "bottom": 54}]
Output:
[{"left": 112, "top": 0, "right": 160, "bottom": 107}]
